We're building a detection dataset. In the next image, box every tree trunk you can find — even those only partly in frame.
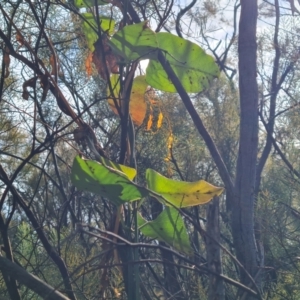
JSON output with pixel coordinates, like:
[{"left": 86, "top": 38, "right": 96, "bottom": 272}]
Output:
[
  {"left": 232, "top": 0, "right": 260, "bottom": 291},
  {"left": 206, "top": 197, "right": 224, "bottom": 300}
]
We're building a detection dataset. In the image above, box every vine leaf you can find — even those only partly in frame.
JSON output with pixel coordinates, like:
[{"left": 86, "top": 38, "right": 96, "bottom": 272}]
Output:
[
  {"left": 146, "top": 32, "right": 220, "bottom": 93},
  {"left": 146, "top": 168, "right": 224, "bottom": 208},
  {"left": 107, "top": 75, "right": 147, "bottom": 126},
  {"left": 82, "top": 13, "right": 115, "bottom": 52},
  {"left": 138, "top": 207, "right": 193, "bottom": 255},
  {"left": 71, "top": 155, "right": 148, "bottom": 206},
  {"left": 109, "top": 23, "right": 219, "bottom": 93},
  {"left": 109, "top": 21, "right": 158, "bottom": 61},
  {"left": 75, "top": 0, "right": 108, "bottom": 8}
]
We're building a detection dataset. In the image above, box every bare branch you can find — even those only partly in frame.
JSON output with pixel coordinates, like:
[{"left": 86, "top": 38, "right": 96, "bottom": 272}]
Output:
[{"left": 0, "top": 256, "right": 70, "bottom": 300}]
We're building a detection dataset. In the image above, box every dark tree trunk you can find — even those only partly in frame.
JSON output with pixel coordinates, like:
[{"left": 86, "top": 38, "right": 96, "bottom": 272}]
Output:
[
  {"left": 232, "top": 0, "right": 260, "bottom": 291},
  {"left": 206, "top": 197, "right": 224, "bottom": 300}
]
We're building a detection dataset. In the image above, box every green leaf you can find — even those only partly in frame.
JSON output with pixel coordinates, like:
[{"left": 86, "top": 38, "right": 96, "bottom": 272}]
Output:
[
  {"left": 146, "top": 32, "right": 220, "bottom": 93},
  {"left": 82, "top": 13, "right": 115, "bottom": 51},
  {"left": 71, "top": 155, "right": 148, "bottom": 206},
  {"left": 110, "top": 24, "right": 219, "bottom": 92},
  {"left": 109, "top": 21, "right": 158, "bottom": 61},
  {"left": 101, "top": 157, "right": 136, "bottom": 180},
  {"left": 138, "top": 207, "right": 193, "bottom": 255},
  {"left": 75, "top": 0, "right": 108, "bottom": 8},
  {"left": 146, "top": 169, "right": 224, "bottom": 208}
]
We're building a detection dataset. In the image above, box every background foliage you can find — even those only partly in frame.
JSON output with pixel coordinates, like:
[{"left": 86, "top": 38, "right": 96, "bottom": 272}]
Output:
[{"left": 1, "top": 0, "right": 300, "bottom": 299}]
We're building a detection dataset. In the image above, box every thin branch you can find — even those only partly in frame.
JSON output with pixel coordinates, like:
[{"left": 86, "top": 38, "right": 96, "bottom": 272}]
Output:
[
  {"left": 175, "top": 0, "right": 197, "bottom": 38},
  {"left": 79, "top": 228, "right": 260, "bottom": 298},
  {"left": 122, "top": 0, "right": 234, "bottom": 196},
  {"left": 0, "top": 214, "right": 21, "bottom": 300},
  {"left": 259, "top": 112, "right": 300, "bottom": 179},
  {"left": 256, "top": 0, "right": 286, "bottom": 196},
  {"left": 0, "top": 256, "right": 70, "bottom": 300},
  {"left": 157, "top": 50, "right": 234, "bottom": 194},
  {"left": 0, "top": 165, "right": 77, "bottom": 300}
]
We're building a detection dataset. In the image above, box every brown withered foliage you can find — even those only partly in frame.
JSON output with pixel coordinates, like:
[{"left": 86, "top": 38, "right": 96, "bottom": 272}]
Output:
[
  {"left": 92, "top": 37, "right": 119, "bottom": 80},
  {"left": 22, "top": 77, "right": 38, "bottom": 100}
]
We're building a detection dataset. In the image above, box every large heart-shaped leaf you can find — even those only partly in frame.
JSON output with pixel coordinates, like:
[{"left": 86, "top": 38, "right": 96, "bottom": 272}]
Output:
[
  {"left": 109, "top": 21, "right": 158, "bottom": 61},
  {"left": 138, "top": 207, "right": 193, "bottom": 255},
  {"left": 146, "top": 169, "right": 224, "bottom": 208},
  {"left": 146, "top": 32, "right": 220, "bottom": 93},
  {"left": 71, "top": 155, "right": 148, "bottom": 206},
  {"left": 109, "top": 23, "right": 219, "bottom": 93}
]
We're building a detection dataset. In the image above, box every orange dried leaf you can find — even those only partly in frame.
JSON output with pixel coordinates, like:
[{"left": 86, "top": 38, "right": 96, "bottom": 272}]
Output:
[
  {"left": 93, "top": 38, "right": 119, "bottom": 80},
  {"left": 165, "top": 134, "right": 174, "bottom": 161},
  {"left": 129, "top": 76, "right": 147, "bottom": 125},
  {"left": 16, "top": 33, "right": 24, "bottom": 46},
  {"left": 85, "top": 52, "right": 93, "bottom": 77},
  {"left": 157, "top": 111, "right": 163, "bottom": 129},
  {"left": 107, "top": 75, "right": 147, "bottom": 126},
  {"left": 146, "top": 113, "right": 153, "bottom": 131},
  {"left": 167, "top": 134, "right": 174, "bottom": 149},
  {"left": 50, "top": 54, "right": 56, "bottom": 75},
  {"left": 22, "top": 77, "right": 37, "bottom": 100},
  {"left": 146, "top": 106, "right": 153, "bottom": 131}
]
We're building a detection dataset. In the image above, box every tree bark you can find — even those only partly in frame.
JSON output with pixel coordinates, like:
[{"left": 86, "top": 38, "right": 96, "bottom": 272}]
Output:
[
  {"left": 206, "top": 197, "right": 224, "bottom": 300},
  {"left": 232, "top": 0, "right": 260, "bottom": 290}
]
